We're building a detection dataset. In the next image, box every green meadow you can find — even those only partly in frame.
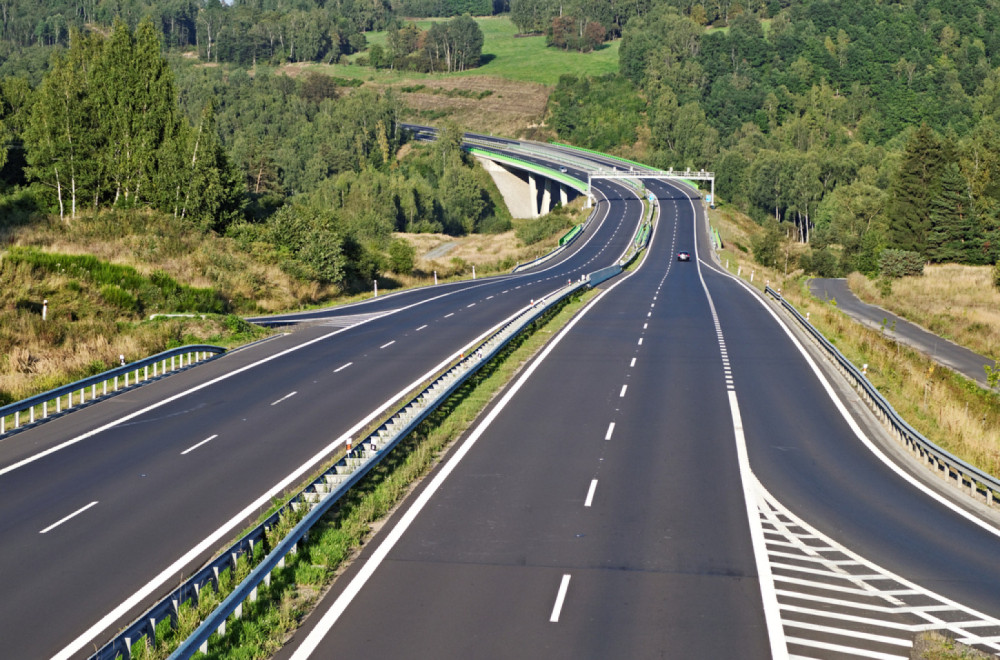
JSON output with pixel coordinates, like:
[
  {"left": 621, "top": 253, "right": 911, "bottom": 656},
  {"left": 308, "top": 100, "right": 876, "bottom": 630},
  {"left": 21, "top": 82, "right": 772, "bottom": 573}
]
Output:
[{"left": 335, "top": 16, "right": 619, "bottom": 86}]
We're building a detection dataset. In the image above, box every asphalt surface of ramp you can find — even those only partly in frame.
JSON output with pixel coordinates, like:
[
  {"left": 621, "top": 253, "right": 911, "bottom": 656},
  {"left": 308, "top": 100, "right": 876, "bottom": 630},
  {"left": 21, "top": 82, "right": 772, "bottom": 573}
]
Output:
[
  {"left": 809, "top": 277, "right": 996, "bottom": 389},
  {"left": 0, "top": 148, "right": 644, "bottom": 659},
  {"left": 277, "top": 178, "right": 772, "bottom": 660}
]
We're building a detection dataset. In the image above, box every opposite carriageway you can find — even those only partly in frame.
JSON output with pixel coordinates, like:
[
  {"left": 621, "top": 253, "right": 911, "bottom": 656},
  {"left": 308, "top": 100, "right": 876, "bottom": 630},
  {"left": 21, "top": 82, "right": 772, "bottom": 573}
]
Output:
[{"left": 0, "top": 139, "right": 648, "bottom": 660}]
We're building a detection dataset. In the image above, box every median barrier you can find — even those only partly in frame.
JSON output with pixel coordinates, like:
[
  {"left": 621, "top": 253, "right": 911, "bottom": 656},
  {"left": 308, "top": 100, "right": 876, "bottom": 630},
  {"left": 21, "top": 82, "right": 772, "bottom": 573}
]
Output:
[
  {"left": 765, "top": 286, "right": 1000, "bottom": 507},
  {"left": 0, "top": 345, "right": 226, "bottom": 437},
  {"left": 92, "top": 280, "right": 589, "bottom": 660}
]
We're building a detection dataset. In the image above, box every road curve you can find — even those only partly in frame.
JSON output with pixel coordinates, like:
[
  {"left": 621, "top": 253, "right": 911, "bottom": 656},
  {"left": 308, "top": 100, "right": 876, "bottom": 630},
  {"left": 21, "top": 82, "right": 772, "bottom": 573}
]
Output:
[
  {"left": 809, "top": 277, "right": 996, "bottom": 389},
  {"left": 0, "top": 145, "right": 645, "bottom": 659}
]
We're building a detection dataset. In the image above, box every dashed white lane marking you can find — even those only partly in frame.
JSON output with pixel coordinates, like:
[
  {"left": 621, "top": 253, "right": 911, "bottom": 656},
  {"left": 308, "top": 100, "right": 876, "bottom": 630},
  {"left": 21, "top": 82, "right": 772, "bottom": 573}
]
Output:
[
  {"left": 415, "top": 325, "right": 428, "bottom": 331},
  {"left": 756, "top": 482, "right": 1000, "bottom": 658},
  {"left": 334, "top": 362, "right": 353, "bottom": 373},
  {"left": 550, "top": 575, "right": 572, "bottom": 622},
  {"left": 467, "top": 303, "right": 476, "bottom": 308},
  {"left": 444, "top": 313, "right": 454, "bottom": 318},
  {"left": 486, "top": 296, "right": 494, "bottom": 300},
  {"left": 638, "top": 338, "right": 643, "bottom": 346},
  {"left": 643, "top": 323, "right": 648, "bottom": 330},
  {"left": 619, "top": 385, "right": 627, "bottom": 398},
  {"left": 605, "top": 422, "right": 615, "bottom": 440},
  {"left": 380, "top": 340, "right": 396, "bottom": 349},
  {"left": 630, "top": 358, "right": 636, "bottom": 367},
  {"left": 40, "top": 501, "right": 99, "bottom": 534},
  {"left": 584, "top": 480, "right": 598, "bottom": 507},
  {"left": 271, "top": 391, "right": 297, "bottom": 406},
  {"left": 181, "top": 434, "right": 218, "bottom": 455}
]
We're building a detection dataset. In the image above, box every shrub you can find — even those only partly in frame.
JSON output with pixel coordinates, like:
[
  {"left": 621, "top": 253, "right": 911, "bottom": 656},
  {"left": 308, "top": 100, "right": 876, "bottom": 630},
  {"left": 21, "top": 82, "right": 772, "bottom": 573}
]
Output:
[
  {"left": 879, "top": 249, "right": 924, "bottom": 278},
  {"left": 388, "top": 238, "right": 416, "bottom": 275}
]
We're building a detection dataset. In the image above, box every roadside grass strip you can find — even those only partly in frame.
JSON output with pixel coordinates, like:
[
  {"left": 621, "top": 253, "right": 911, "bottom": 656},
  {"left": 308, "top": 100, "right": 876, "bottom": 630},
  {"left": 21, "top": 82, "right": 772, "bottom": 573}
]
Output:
[{"left": 110, "top": 290, "right": 595, "bottom": 660}]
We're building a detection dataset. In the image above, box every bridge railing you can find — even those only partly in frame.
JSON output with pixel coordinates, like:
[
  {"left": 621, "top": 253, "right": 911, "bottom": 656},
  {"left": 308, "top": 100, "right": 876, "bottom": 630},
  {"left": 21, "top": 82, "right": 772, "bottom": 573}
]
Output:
[
  {"left": 765, "top": 286, "right": 1000, "bottom": 506},
  {"left": 0, "top": 345, "right": 226, "bottom": 437}
]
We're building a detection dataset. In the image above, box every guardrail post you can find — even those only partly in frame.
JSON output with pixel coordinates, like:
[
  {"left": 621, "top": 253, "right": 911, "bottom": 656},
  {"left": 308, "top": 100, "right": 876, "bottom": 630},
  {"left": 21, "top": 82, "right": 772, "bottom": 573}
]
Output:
[{"left": 30, "top": 406, "right": 34, "bottom": 424}]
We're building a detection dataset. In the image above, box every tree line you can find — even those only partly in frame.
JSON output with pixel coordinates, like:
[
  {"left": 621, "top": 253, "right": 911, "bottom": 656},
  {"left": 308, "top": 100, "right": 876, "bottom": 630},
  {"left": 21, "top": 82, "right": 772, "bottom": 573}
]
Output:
[
  {"left": 0, "top": 21, "right": 510, "bottom": 294},
  {"left": 365, "top": 15, "right": 484, "bottom": 72},
  {"left": 548, "top": 0, "right": 1000, "bottom": 275}
]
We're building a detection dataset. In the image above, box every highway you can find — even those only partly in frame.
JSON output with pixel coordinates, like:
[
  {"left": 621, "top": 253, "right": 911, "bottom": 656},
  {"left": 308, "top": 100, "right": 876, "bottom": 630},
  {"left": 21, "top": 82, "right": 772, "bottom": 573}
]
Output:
[
  {"left": 5, "top": 135, "right": 1000, "bottom": 659},
  {"left": 277, "top": 175, "right": 1000, "bottom": 659},
  {"left": 0, "top": 144, "right": 645, "bottom": 659}
]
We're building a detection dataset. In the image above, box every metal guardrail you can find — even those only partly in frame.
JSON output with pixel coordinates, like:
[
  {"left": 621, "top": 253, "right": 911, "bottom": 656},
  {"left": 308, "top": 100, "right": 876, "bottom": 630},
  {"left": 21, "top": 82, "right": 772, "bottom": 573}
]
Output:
[
  {"left": 765, "top": 286, "right": 1000, "bottom": 506},
  {"left": 92, "top": 281, "right": 588, "bottom": 660},
  {"left": 0, "top": 345, "right": 226, "bottom": 437}
]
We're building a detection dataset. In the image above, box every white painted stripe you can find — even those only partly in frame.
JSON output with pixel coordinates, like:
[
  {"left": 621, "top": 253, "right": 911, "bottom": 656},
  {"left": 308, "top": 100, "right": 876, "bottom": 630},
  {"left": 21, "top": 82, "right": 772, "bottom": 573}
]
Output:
[
  {"left": 783, "top": 636, "right": 908, "bottom": 660},
  {"left": 643, "top": 323, "right": 648, "bottom": 329},
  {"left": 181, "top": 435, "right": 218, "bottom": 455},
  {"left": 779, "top": 604, "right": 917, "bottom": 630},
  {"left": 286, "top": 274, "right": 639, "bottom": 660},
  {"left": 638, "top": 337, "right": 643, "bottom": 345},
  {"left": 380, "top": 341, "right": 396, "bottom": 349},
  {"left": 585, "top": 480, "right": 598, "bottom": 507},
  {"left": 630, "top": 358, "right": 636, "bottom": 367},
  {"left": 486, "top": 296, "right": 494, "bottom": 300},
  {"left": 444, "top": 313, "right": 454, "bottom": 318},
  {"left": 773, "top": 575, "right": 911, "bottom": 597},
  {"left": 415, "top": 325, "right": 428, "bottom": 331},
  {"left": 271, "top": 391, "right": 297, "bottom": 406},
  {"left": 688, "top": 189, "right": 786, "bottom": 658},
  {"left": 782, "top": 620, "right": 911, "bottom": 647},
  {"left": 605, "top": 422, "right": 615, "bottom": 440},
  {"left": 774, "top": 589, "right": 956, "bottom": 615},
  {"left": 40, "top": 501, "right": 99, "bottom": 534},
  {"left": 467, "top": 303, "right": 476, "bottom": 308},
  {"left": 334, "top": 362, "right": 353, "bottom": 373},
  {"left": 620, "top": 385, "right": 627, "bottom": 398},
  {"left": 550, "top": 575, "right": 572, "bottom": 622}
]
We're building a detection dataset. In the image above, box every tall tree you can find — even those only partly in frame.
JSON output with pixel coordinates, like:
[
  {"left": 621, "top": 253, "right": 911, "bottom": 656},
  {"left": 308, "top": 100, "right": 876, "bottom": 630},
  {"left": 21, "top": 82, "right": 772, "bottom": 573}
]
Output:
[
  {"left": 927, "top": 160, "right": 982, "bottom": 263},
  {"left": 888, "top": 124, "right": 945, "bottom": 255}
]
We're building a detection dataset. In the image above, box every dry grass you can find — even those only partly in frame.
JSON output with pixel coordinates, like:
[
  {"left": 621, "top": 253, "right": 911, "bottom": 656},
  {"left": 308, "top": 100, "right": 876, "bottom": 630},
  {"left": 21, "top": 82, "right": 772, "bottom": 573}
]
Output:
[
  {"left": 708, "top": 206, "right": 1000, "bottom": 479},
  {"left": 392, "top": 76, "right": 551, "bottom": 137},
  {"left": 847, "top": 265, "right": 1000, "bottom": 360}
]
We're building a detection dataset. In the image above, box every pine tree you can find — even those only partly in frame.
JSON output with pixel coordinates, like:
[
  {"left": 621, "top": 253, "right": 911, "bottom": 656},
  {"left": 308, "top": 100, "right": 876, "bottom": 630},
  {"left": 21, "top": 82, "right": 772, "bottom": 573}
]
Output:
[
  {"left": 888, "top": 123, "right": 945, "bottom": 256},
  {"left": 927, "top": 160, "right": 983, "bottom": 263}
]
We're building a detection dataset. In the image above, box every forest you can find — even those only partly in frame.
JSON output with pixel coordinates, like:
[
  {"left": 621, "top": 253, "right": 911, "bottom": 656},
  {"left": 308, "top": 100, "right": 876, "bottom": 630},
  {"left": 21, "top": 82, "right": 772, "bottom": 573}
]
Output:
[{"left": 548, "top": 0, "right": 1000, "bottom": 277}]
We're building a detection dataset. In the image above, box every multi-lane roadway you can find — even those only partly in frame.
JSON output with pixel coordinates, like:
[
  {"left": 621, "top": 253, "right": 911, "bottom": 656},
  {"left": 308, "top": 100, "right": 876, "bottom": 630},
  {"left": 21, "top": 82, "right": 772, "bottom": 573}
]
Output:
[{"left": 4, "top": 137, "right": 1000, "bottom": 660}]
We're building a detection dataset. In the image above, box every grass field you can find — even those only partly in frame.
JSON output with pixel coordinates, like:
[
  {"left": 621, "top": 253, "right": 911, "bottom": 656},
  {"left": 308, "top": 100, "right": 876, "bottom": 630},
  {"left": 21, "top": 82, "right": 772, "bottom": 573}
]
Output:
[{"left": 298, "top": 16, "right": 619, "bottom": 86}]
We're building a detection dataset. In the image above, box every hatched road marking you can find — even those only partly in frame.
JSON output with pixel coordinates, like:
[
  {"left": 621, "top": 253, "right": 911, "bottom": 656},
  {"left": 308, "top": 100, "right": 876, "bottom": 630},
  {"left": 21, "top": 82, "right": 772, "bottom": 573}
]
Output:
[{"left": 755, "top": 481, "right": 1000, "bottom": 659}]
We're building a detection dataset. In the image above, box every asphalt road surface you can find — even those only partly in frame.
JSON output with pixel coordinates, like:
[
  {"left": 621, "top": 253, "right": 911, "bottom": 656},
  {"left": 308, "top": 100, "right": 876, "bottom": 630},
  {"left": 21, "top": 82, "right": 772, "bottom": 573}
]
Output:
[{"left": 809, "top": 277, "right": 996, "bottom": 389}]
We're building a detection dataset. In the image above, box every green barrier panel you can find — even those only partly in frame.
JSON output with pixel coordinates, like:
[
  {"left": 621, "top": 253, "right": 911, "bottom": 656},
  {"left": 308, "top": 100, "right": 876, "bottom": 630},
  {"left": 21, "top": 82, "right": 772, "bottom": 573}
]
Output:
[{"left": 559, "top": 224, "right": 583, "bottom": 246}]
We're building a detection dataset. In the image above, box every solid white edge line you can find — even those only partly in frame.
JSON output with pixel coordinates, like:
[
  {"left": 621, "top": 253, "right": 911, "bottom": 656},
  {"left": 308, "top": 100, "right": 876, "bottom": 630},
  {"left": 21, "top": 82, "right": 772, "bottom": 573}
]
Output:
[
  {"left": 584, "top": 479, "right": 598, "bottom": 507},
  {"left": 685, "top": 187, "right": 788, "bottom": 660},
  {"left": 287, "top": 207, "right": 649, "bottom": 659},
  {"left": 334, "top": 362, "right": 353, "bottom": 373},
  {"left": 550, "top": 575, "right": 572, "bottom": 623},
  {"left": 271, "top": 391, "right": 297, "bottom": 406},
  {"left": 181, "top": 434, "right": 218, "bottom": 456},
  {"left": 40, "top": 501, "right": 99, "bottom": 534}
]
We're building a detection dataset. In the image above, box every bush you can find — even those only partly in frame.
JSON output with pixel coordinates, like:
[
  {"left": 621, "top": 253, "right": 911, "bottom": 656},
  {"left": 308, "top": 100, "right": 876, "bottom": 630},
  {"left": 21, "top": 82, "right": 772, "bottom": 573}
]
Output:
[
  {"left": 879, "top": 249, "right": 924, "bottom": 278},
  {"left": 388, "top": 238, "right": 416, "bottom": 274}
]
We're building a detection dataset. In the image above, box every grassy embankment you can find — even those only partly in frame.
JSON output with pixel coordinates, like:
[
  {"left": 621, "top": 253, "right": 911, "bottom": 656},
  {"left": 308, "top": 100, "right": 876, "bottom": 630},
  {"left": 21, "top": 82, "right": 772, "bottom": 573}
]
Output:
[
  {"left": 120, "top": 287, "right": 597, "bottom": 660},
  {"left": 709, "top": 204, "right": 1000, "bottom": 478}
]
